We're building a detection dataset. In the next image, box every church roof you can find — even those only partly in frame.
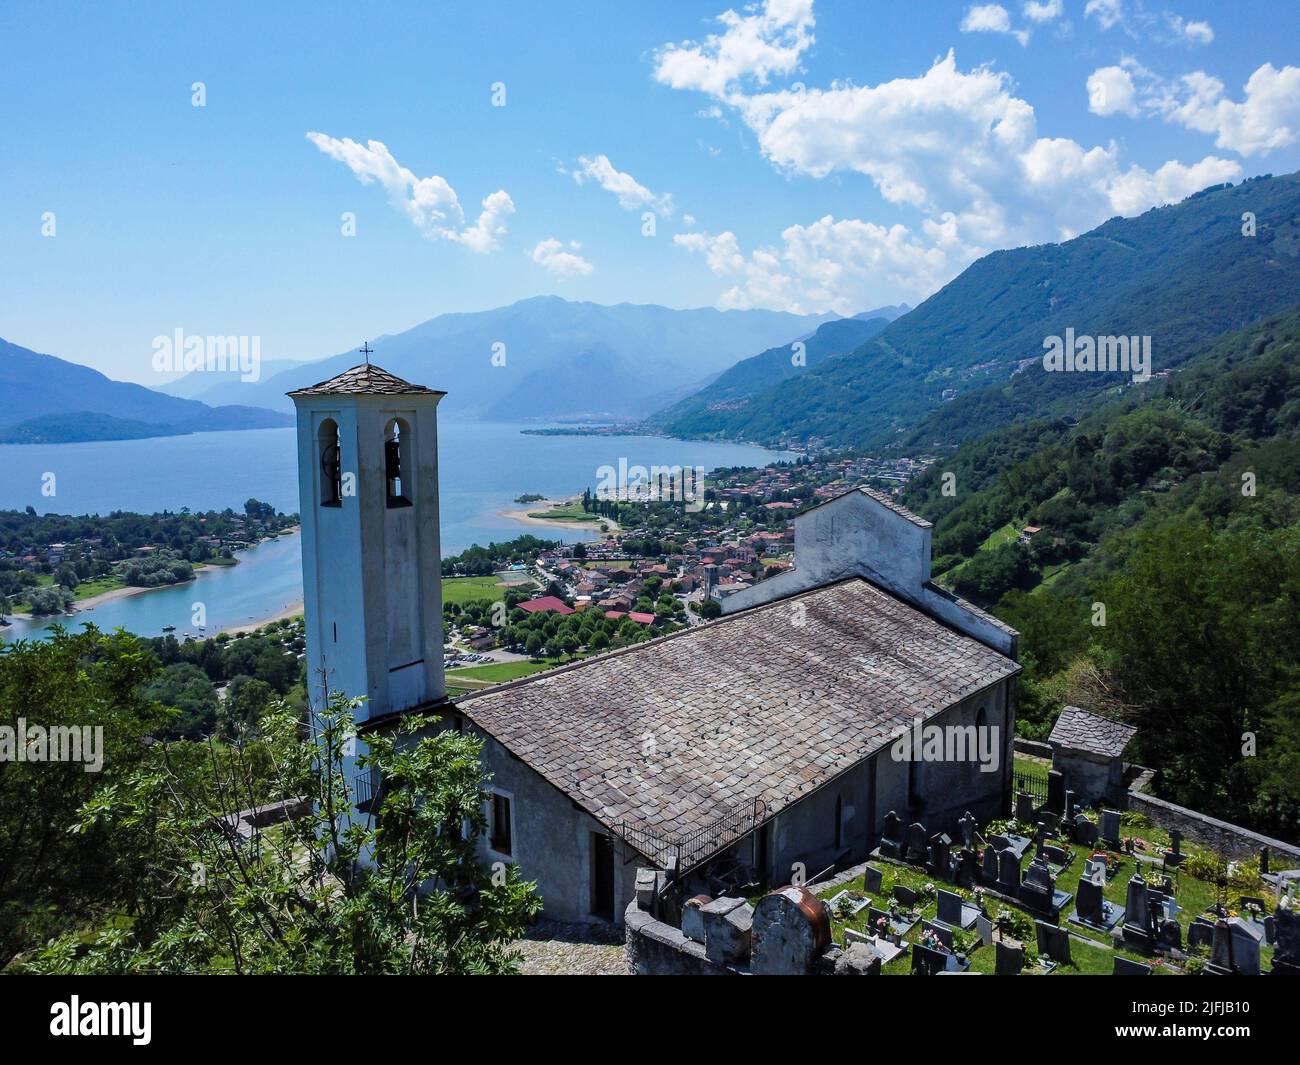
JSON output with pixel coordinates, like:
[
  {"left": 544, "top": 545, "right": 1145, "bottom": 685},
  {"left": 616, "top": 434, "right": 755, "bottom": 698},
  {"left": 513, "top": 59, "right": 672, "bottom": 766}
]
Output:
[
  {"left": 456, "top": 577, "right": 1019, "bottom": 860},
  {"left": 801, "top": 485, "right": 932, "bottom": 529},
  {"left": 1048, "top": 705, "right": 1136, "bottom": 758},
  {"left": 287, "top": 363, "right": 445, "bottom": 397}
]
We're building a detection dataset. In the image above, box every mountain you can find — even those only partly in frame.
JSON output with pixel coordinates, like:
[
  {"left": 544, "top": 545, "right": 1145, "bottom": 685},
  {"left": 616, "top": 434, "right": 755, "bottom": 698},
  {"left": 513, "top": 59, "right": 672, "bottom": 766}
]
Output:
[
  {"left": 648, "top": 314, "right": 894, "bottom": 437},
  {"left": 0, "top": 339, "right": 293, "bottom": 443},
  {"left": 666, "top": 172, "right": 1300, "bottom": 449},
  {"left": 170, "top": 296, "right": 835, "bottom": 420}
]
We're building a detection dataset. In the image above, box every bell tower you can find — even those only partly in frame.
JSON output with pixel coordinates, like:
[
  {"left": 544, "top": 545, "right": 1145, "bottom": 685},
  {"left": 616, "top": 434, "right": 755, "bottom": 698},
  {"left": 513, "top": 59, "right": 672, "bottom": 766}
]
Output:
[{"left": 289, "top": 361, "right": 447, "bottom": 734}]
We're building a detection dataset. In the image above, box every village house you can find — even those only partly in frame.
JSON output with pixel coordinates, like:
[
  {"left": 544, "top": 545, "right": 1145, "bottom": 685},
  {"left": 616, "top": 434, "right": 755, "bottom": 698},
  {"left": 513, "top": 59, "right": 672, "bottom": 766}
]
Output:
[{"left": 290, "top": 366, "right": 1021, "bottom": 928}]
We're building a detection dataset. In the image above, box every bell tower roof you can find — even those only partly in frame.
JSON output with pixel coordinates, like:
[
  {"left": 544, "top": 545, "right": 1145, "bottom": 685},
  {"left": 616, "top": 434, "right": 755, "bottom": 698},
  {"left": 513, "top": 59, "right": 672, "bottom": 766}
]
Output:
[{"left": 287, "top": 362, "right": 446, "bottom": 398}]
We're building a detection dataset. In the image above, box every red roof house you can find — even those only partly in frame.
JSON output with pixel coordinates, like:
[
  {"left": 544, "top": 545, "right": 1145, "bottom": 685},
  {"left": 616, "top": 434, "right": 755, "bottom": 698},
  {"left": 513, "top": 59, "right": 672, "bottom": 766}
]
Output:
[{"left": 517, "top": 595, "right": 575, "bottom": 615}]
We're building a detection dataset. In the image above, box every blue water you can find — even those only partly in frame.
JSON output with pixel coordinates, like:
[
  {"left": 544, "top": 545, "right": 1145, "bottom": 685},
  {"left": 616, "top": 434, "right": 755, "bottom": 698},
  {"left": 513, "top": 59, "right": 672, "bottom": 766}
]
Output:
[{"left": 0, "top": 422, "right": 791, "bottom": 640}]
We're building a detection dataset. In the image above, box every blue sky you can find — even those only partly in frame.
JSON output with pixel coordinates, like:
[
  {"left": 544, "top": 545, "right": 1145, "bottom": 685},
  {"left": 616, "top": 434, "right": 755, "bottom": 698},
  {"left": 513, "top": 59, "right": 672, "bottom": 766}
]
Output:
[{"left": 2, "top": 0, "right": 1298, "bottom": 382}]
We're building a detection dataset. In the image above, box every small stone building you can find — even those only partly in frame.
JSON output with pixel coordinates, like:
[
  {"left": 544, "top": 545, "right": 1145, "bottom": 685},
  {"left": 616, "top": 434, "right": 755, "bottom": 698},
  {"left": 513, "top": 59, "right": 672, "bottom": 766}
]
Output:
[{"left": 1048, "top": 705, "right": 1137, "bottom": 806}]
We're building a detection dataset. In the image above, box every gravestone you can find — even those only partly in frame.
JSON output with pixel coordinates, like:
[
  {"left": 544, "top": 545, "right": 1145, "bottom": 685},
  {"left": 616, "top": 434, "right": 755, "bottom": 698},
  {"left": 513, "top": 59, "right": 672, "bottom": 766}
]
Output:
[
  {"left": 956, "top": 847, "right": 980, "bottom": 888},
  {"left": 1084, "top": 856, "right": 1107, "bottom": 881},
  {"left": 997, "top": 847, "right": 1022, "bottom": 894},
  {"left": 750, "top": 887, "right": 832, "bottom": 976},
  {"left": 958, "top": 810, "right": 978, "bottom": 849},
  {"left": 1187, "top": 917, "right": 1216, "bottom": 951},
  {"left": 1036, "top": 810, "right": 1061, "bottom": 836},
  {"left": 1063, "top": 789, "right": 1076, "bottom": 821},
  {"left": 1260, "top": 846, "right": 1269, "bottom": 876},
  {"left": 1100, "top": 809, "right": 1122, "bottom": 847},
  {"left": 1113, "top": 956, "right": 1152, "bottom": 975},
  {"left": 1015, "top": 792, "right": 1036, "bottom": 823},
  {"left": 988, "top": 832, "right": 1011, "bottom": 851},
  {"left": 701, "top": 896, "right": 754, "bottom": 966},
  {"left": 1207, "top": 918, "right": 1235, "bottom": 975},
  {"left": 1157, "top": 918, "right": 1182, "bottom": 951},
  {"left": 1019, "top": 856, "right": 1057, "bottom": 916},
  {"left": 880, "top": 810, "right": 904, "bottom": 858},
  {"left": 1272, "top": 899, "right": 1300, "bottom": 975},
  {"left": 1073, "top": 815, "right": 1098, "bottom": 847},
  {"left": 936, "top": 888, "right": 978, "bottom": 930},
  {"left": 1228, "top": 917, "right": 1263, "bottom": 977},
  {"left": 862, "top": 864, "right": 884, "bottom": 894},
  {"left": 905, "top": 821, "right": 929, "bottom": 864},
  {"left": 1164, "top": 828, "right": 1183, "bottom": 867},
  {"left": 893, "top": 884, "right": 918, "bottom": 908},
  {"left": 982, "top": 845, "right": 1000, "bottom": 885},
  {"left": 1072, "top": 875, "right": 1120, "bottom": 931},
  {"left": 927, "top": 832, "right": 953, "bottom": 878},
  {"left": 1047, "top": 770, "right": 1065, "bottom": 814},
  {"left": 912, "top": 942, "right": 949, "bottom": 976},
  {"left": 995, "top": 938, "right": 1024, "bottom": 976},
  {"left": 922, "top": 919, "right": 954, "bottom": 950},
  {"left": 1035, "top": 920, "right": 1072, "bottom": 964},
  {"left": 976, "top": 914, "right": 994, "bottom": 947},
  {"left": 1121, "top": 873, "right": 1154, "bottom": 951},
  {"left": 834, "top": 941, "right": 882, "bottom": 976},
  {"left": 1044, "top": 843, "right": 1071, "bottom": 868}
]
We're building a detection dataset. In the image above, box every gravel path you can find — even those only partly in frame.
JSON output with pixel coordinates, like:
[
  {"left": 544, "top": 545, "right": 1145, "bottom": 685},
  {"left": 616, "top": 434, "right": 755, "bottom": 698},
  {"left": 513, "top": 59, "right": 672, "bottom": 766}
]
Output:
[{"left": 512, "top": 920, "right": 630, "bottom": 975}]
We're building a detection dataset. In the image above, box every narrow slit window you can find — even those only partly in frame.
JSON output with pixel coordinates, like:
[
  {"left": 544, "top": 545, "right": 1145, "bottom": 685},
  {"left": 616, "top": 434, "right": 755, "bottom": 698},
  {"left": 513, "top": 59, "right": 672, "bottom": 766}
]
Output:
[
  {"left": 385, "top": 418, "right": 412, "bottom": 508},
  {"left": 319, "top": 419, "right": 342, "bottom": 507},
  {"left": 489, "top": 792, "right": 512, "bottom": 856}
]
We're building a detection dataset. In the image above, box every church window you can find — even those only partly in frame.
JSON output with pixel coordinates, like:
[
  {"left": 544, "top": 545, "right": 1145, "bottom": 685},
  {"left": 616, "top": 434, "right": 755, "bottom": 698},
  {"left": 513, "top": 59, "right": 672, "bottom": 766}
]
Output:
[
  {"left": 489, "top": 791, "right": 513, "bottom": 856},
  {"left": 319, "top": 418, "right": 342, "bottom": 507},
  {"left": 385, "top": 418, "right": 412, "bottom": 507}
]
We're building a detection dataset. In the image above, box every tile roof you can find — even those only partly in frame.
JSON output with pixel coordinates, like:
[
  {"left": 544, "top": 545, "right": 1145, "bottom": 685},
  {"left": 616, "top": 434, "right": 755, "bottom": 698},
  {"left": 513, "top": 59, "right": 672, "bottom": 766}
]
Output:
[
  {"left": 458, "top": 577, "right": 1020, "bottom": 858},
  {"left": 517, "top": 595, "right": 575, "bottom": 615},
  {"left": 286, "top": 363, "right": 446, "bottom": 397},
  {"left": 1048, "top": 705, "right": 1137, "bottom": 758}
]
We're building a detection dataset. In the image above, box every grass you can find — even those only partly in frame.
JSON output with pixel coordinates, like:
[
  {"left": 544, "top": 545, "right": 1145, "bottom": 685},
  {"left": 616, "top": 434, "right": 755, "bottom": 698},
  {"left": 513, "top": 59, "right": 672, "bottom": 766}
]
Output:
[
  {"left": 526, "top": 500, "right": 600, "bottom": 523},
  {"left": 441, "top": 575, "right": 531, "bottom": 605},
  {"left": 446, "top": 658, "right": 567, "bottom": 683}
]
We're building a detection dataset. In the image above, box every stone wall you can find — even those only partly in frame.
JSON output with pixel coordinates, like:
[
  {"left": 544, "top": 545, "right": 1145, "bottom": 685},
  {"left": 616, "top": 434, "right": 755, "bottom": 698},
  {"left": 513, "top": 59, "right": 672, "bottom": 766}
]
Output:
[
  {"left": 623, "top": 903, "right": 736, "bottom": 975},
  {"left": 1126, "top": 788, "right": 1300, "bottom": 866}
]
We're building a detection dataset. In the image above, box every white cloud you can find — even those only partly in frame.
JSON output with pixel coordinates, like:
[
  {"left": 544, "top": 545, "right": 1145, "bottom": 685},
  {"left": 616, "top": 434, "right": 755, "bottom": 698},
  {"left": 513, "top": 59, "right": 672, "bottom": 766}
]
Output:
[
  {"left": 1085, "top": 0, "right": 1125, "bottom": 31},
  {"left": 570, "top": 154, "right": 675, "bottom": 216},
  {"left": 306, "top": 133, "right": 514, "bottom": 251},
  {"left": 960, "top": 4, "right": 1030, "bottom": 46},
  {"left": 1087, "top": 65, "right": 1139, "bottom": 116},
  {"left": 530, "top": 238, "right": 594, "bottom": 279},
  {"left": 652, "top": 0, "right": 815, "bottom": 96},
  {"left": 1022, "top": 0, "right": 1063, "bottom": 22},
  {"left": 1165, "top": 13, "right": 1213, "bottom": 44}
]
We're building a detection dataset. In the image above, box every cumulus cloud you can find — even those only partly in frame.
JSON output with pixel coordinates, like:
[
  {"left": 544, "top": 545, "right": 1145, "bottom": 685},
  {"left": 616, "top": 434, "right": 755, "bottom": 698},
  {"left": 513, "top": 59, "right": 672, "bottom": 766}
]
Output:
[
  {"left": 1022, "top": 0, "right": 1063, "bottom": 22},
  {"left": 530, "top": 238, "right": 594, "bottom": 279},
  {"left": 652, "top": 0, "right": 814, "bottom": 96},
  {"left": 1084, "top": 0, "right": 1125, "bottom": 31},
  {"left": 1087, "top": 65, "right": 1139, "bottom": 116},
  {"left": 569, "top": 154, "right": 675, "bottom": 216},
  {"left": 1164, "top": 13, "right": 1213, "bottom": 44},
  {"left": 306, "top": 133, "right": 514, "bottom": 251},
  {"left": 960, "top": 5, "right": 1029, "bottom": 46}
]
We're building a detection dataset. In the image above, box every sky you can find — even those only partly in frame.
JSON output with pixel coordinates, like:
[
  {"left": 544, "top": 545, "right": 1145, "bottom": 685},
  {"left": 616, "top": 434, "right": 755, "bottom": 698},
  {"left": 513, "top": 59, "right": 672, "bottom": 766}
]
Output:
[{"left": 2, "top": 0, "right": 1298, "bottom": 383}]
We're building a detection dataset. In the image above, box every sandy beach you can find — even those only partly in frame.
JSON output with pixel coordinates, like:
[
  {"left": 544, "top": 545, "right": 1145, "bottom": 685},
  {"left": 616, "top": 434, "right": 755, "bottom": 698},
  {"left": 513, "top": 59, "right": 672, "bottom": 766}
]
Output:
[
  {"left": 217, "top": 601, "right": 304, "bottom": 637},
  {"left": 500, "top": 496, "right": 620, "bottom": 534}
]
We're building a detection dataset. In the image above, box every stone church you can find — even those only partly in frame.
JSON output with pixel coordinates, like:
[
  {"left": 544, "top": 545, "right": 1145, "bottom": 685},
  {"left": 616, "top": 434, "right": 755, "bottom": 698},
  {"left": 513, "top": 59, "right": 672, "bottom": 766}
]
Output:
[{"left": 289, "top": 363, "right": 1021, "bottom": 926}]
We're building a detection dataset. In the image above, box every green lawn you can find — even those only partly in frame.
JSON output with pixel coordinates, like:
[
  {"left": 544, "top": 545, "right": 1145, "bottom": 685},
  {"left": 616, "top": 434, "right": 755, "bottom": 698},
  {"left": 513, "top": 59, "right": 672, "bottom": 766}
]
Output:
[
  {"left": 447, "top": 658, "right": 567, "bottom": 683},
  {"left": 526, "top": 501, "right": 600, "bottom": 523},
  {"left": 442, "top": 575, "right": 529, "bottom": 605}
]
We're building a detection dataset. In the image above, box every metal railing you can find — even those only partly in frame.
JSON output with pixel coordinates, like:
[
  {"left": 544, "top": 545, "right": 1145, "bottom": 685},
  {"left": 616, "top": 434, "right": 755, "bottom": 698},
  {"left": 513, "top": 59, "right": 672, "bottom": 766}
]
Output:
[
  {"left": 621, "top": 797, "right": 767, "bottom": 881},
  {"left": 1012, "top": 768, "right": 1049, "bottom": 804}
]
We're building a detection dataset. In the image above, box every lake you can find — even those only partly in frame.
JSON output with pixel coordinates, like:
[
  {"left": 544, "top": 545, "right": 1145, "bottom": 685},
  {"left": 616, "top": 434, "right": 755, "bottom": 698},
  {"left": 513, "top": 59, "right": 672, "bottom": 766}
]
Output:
[{"left": 0, "top": 422, "right": 791, "bottom": 640}]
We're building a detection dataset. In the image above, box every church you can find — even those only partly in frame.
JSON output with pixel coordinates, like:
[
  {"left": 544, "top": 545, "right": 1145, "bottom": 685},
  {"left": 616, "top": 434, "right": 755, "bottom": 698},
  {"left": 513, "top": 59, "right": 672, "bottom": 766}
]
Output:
[{"left": 289, "top": 363, "right": 1021, "bottom": 927}]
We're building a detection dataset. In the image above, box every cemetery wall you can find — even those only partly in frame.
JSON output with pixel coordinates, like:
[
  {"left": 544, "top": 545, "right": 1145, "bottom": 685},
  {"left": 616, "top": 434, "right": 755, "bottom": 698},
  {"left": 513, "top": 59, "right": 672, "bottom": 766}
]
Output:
[
  {"left": 1013, "top": 738, "right": 1053, "bottom": 759},
  {"left": 1126, "top": 789, "right": 1300, "bottom": 865},
  {"left": 623, "top": 901, "right": 736, "bottom": 975}
]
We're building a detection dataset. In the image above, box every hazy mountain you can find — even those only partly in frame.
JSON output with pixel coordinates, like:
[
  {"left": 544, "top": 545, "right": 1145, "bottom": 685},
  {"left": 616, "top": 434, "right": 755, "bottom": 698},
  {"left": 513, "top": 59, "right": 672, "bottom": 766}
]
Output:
[
  {"left": 0, "top": 338, "right": 293, "bottom": 443},
  {"left": 649, "top": 315, "right": 894, "bottom": 437},
  {"left": 670, "top": 172, "right": 1300, "bottom": 449},
  {"left": 169, "top": 296, "right": 834, "bottom": 419}
]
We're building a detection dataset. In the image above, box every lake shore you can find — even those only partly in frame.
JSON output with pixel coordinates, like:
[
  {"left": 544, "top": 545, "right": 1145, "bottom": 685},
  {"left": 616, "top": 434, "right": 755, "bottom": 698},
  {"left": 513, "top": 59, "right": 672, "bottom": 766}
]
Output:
[
  {"left": 499, "top": 496, "right": 619, "bottom": 534},
  {"left": 217, "top": 600, "right": 304, "bottom": 637}
]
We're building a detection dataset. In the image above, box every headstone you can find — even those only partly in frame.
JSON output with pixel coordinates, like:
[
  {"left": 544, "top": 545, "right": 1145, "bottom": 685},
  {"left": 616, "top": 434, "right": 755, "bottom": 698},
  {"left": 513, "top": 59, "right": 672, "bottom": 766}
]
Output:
[
  {"left": 834, "top": 941, "right": 882, "bottom": 976},
  {"left": 956, "top": 847, "right": 980, "bottom": 888},
  {"left": 750, "top": 887, "right": 832, "bottom": 976},
  {"left": 1074, "top": 815, "right": 1098, "bottom": 847},
  {"left": 1187, "top": 917, "right": 1215, "bottom": 951},
  {"left": 912, "top": 942, "right": 949, "bottom": 976},
  {"left": 997, "top": 847, "right": 1021, "bottom": 894},
  {"left": 982, "top": 845, "right": 1000, "bottom": 885},
  {"left": 1100, "top": 809, "right": 1122, "bottom": 846},
  {"left": 880, "top": 810, "right": 904, "bottom": 858},
  {"left": 958, "top": 810, "right": 978, "bottom": 849},
  {"left": 1036, "top": 810, "right": 1061, "bottom": 836},
  {"left": 1113, "top": 956, "right": 1152, "bottom": 975},
  {"left": 862, "top": 865, "right": 884, "bottom": 894},
  {"left": 988, "top": 832, "right": 1011, "bottom": 851},
  {"left": 1020, "top": 856, "right": 1057, "bottom": 916},
  {"left": 1121, "top": 873, "right": 1154, "bottom": 951},
  {"left": 701, "top": 896, "right": 754, "bottom": 966},
  {"left": 1063, "top": 789, "right": 1076, "bottom": 821},
  {"left": 995, "top": 938, "right": 1024, "bottom": 976},
  {"left": 1207, "top": 918, "right": 1235, "bottom": 974},
  {"left": 1164, "top": 828, "right": 1183, "bottom": 866},
  {"left": 904, "top": 821, "right": 929, "bottom": 864},
  {"left": 681, "top": 894, "right": 711, "bottom": 943},
  {"left": 1084, "top": 856, "right": 1107, "bottom": 882},
  {"left": 1157, "top": 918, "right": 1182, "bottom": 951},
  {"left": 1074, "top": 877, "right": 1109, "bottom": 928},
  {"left": 1035, "top": 920, "right": 1072, "bottom": 964},
  {"left": 1260, "top": 846, "right": 1270, "bottom": 876},
  {"left": 893, "top": 884, "right": 918, "bottom": 908},
  {"left": 976, "top": 914, "right": 994, "bottom": 947},
  {"left": 927, "top": 832, "right": 953, "bottom": 877},
  {"left": 936, "top": 888, "right": 977, "bottom": 930},
  {"left": 1047, "top": 770, "right": 1065, "bottom": 814},
  {"left": 1044, "top": 843, "right": 1071, "bottom": 868},
  {"left": 1015, "top": 791, "right": 1035, "bottom": 823},
  {"left": 1272, "top": 899, "right": 1300, "bottom": 975},
  {"left": 1228, "top": 917, "right": 1263, "bottom": 977},
  {"left": 922, "top": 919, "right": 954, "bottom": 950}
]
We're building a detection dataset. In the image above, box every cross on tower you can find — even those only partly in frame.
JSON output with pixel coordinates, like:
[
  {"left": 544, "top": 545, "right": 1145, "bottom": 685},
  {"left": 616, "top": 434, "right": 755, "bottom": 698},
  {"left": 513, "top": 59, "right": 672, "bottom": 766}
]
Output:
[{"left": 360, "top": 341, "right": 373, "bottom": 365}]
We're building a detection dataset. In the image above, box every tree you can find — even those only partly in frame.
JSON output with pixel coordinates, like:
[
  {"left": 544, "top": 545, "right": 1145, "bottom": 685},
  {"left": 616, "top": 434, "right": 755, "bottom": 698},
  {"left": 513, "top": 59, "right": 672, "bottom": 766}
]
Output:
[
  {"left": 24, "top": 695, "right": 542, "bottom": 975},
  {"left": 524, "top": 632, "right": 544, "bottom": 659},
  {"left": 699, "top": 598, "right": 722, "bottom": 620}
]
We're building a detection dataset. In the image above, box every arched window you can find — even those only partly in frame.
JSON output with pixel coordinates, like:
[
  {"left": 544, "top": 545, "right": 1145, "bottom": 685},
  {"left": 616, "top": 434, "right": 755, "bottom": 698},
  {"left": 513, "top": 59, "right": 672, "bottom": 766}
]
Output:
[
  {"left": 319, "top": 418, "right": 342, "bottom": 507},
  {"left": 385, "top": 418, "right": 412, "bottom": 507},
  {"left": 976, "top": 705, "right": 988, "bottom": 731}
]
